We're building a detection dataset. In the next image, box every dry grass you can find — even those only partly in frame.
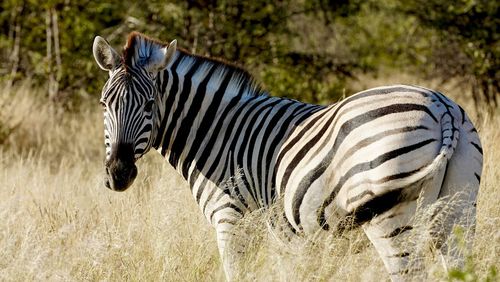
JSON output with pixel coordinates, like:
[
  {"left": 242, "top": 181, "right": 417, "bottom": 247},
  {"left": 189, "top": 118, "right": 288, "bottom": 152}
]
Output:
[{"left": 0, "top": 81, "right": 498, "bottom": 281}]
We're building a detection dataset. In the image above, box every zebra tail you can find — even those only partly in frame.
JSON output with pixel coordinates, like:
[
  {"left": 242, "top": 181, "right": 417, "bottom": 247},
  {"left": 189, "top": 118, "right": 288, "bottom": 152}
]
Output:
[{"left": 420, "top": 110, "right": 458, "bottom": 184}]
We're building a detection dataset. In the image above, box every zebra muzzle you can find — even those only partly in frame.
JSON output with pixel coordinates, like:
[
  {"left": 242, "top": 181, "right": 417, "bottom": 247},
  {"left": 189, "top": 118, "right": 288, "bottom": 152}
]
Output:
[{"left": 104, "top": 159, "right": 138, "bottom": 192}]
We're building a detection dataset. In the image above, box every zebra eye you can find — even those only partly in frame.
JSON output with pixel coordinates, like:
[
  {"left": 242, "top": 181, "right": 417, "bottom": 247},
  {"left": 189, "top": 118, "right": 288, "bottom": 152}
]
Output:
[{"left": 144, "top": 99, "right": 154, "bottom": 113}]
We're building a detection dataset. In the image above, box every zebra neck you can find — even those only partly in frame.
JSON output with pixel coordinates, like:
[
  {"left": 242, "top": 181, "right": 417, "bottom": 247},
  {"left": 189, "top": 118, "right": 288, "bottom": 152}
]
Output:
[{"left": 153, "top": 51, "right": 268, "bottom": 180}]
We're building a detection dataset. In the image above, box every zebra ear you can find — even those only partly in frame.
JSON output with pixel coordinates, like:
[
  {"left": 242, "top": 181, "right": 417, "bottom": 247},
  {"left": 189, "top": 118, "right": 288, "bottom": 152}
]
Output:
[
  {"left": 93, "top": 36, "right": 121, "bottom": 71},
  {"left": 145, "top": 39, "right": 177, "bottom": 73}
]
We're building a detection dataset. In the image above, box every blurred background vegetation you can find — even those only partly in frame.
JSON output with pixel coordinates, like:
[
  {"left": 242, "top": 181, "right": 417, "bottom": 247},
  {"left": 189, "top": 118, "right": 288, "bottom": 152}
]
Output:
[{"left": 0, "top": 0, "right": 498, "bottom": 107}]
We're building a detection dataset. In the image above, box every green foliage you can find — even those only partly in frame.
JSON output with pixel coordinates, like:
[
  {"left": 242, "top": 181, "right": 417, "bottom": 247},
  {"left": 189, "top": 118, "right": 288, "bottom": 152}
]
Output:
[
  {"left": 0, "top": 0, "right": 497, "bottom": 107},
  {"left": 0, "top": 0, "right": 129, "bottom": 103},
  {"left": 445, "top": 226, "right": 499, "bottom": 282},
  {"left": 260, "top": 60, "right": 349, "bottom": 103},
  {"left": 448, "top": 258, "right": 497, "bottom": 282},
  {"left": 398, "top": 0, "right": 499, "bottom": 108}
]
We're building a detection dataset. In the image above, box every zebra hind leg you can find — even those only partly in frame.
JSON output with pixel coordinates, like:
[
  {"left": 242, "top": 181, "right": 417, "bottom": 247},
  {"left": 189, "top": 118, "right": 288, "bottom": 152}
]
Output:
[
  {"left": 431, "top": 123, "right": 482, "bottom": 271},
  {"left": 424, "top": 190, "right": 477, "bottom": 274},
  {"left": 362, "top": 168, "right": 447, "bottom": 281},
  {"left": 362, "top": 200, "right": 421, "bottom": 282}
]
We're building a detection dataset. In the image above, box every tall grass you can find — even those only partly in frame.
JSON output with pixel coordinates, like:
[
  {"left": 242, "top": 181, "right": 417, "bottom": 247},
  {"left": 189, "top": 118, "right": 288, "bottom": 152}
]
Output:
[{"left": 0, "top": 82, "right": 498, "bottom": 281}]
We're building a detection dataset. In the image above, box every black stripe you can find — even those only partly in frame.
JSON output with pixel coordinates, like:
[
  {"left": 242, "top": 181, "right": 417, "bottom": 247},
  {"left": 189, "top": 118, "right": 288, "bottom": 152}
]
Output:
[
  {"left": 358, "top": 86, "right": 430, "bottom": 98},
  {"left": 135, "top": 137, "right": 149, "bottom": 146},
  {"left": 138, "top": 123, "right": 152, "bottom": 135},
  {"left": 160, "top": 67, "right": 170, "bottom": 94},
  {"left": 389, "top": 252, "right": 410, "bottom": 258},
  {"left": 195, "top": 178, "right": 207, "bottom": 202},
  {"left": 339, "top": 126, "right": 429, "bottom": 168},
  {"left": 202, "top": 187, "right": 218, "bottom": 213},
  {"left": 278, "top": 109, "right": 334, "bottom": 195},
  {"left": 377, "top": 167, "right": 427, "bottom": 183},
  {"left": 216, "top": 99, "right": 267, "bottom": 185},
  {"left": 230, "top": 98, "right": 274, "bottom": 200},
  {"left": 382, "top": 226, "right": 413, "bottom": 238},
  {"left": 470, "top": 142, "right": 483, "bottom": 155},
  {"left": 474, "top": 173, "right": 480, "bottom": 183},
  {"left": 433, "top": 91, "right": 459, "bottom": 151},
  {"left": 458, "top": 105, "right": 466, "bottom": 124},
  {"left": 209, "top": 203, "right": 244, "bottom": 222}
]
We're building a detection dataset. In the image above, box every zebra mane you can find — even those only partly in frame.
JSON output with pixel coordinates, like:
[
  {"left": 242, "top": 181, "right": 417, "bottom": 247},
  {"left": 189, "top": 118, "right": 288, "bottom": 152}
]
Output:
[
  {"left": 122, "top": 32, "right": 266, "bottom": 97},
  {"left": 122, "top": 31, "right": 169, "bottom": 69},
  {"left": 176, "top": 51, "right": 267, "bottom": 97}
]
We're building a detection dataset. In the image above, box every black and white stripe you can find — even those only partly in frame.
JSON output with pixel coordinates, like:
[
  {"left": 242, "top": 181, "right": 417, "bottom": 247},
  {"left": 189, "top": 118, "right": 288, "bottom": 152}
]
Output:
[{"left": 94, "top": 32, "right": 483, "bottom": 281}]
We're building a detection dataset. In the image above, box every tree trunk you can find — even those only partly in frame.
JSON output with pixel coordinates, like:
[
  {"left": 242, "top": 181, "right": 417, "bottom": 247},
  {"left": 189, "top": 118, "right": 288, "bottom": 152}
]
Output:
[
  {"left": 46, "top": 7, "right": 55, "bottom": 99},
  {"left": 52, "top": 7, "right": 62, "bottom": 99},
  {"left": 45, "top": 6, "right": 62, "bottom": 101},
  {"left": 6, "top": 4, "right": 24, "bottom": 91}
]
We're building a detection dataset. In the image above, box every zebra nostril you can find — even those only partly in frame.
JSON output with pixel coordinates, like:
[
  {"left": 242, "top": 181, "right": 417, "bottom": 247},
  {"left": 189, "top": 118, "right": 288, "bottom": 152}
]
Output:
[{"left": 104, "top": 178, "right": 111, "bottom": 189}]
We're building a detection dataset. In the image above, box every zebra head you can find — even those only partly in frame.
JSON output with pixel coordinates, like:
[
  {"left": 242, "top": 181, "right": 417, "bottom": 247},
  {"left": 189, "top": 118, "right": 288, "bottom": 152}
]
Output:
[{"left": 92, "top": 33, "right": 177, "bottom": 191}]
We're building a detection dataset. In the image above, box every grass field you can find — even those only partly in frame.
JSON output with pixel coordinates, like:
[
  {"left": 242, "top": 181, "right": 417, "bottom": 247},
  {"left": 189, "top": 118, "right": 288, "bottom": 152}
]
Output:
[{"left": 0, "top": 81, "right": 498, "bottom": 281}]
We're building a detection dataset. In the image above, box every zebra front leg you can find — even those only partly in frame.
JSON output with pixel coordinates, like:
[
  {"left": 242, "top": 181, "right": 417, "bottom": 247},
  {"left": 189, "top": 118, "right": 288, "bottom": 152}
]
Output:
[{"left": 213, "top": 207, "right": 246, "bottom": 281}]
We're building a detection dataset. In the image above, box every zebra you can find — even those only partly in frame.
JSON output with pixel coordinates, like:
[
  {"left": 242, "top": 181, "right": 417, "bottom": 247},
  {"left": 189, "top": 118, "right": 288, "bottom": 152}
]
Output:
[{"left": 92, "top": 32, "right": 483, "bottom": 281}]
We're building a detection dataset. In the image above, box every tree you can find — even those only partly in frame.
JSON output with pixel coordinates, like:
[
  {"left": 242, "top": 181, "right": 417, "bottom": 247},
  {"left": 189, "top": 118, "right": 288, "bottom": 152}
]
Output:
[{"left": 399, "top": 0, "right": 499, "bottom": 109}]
